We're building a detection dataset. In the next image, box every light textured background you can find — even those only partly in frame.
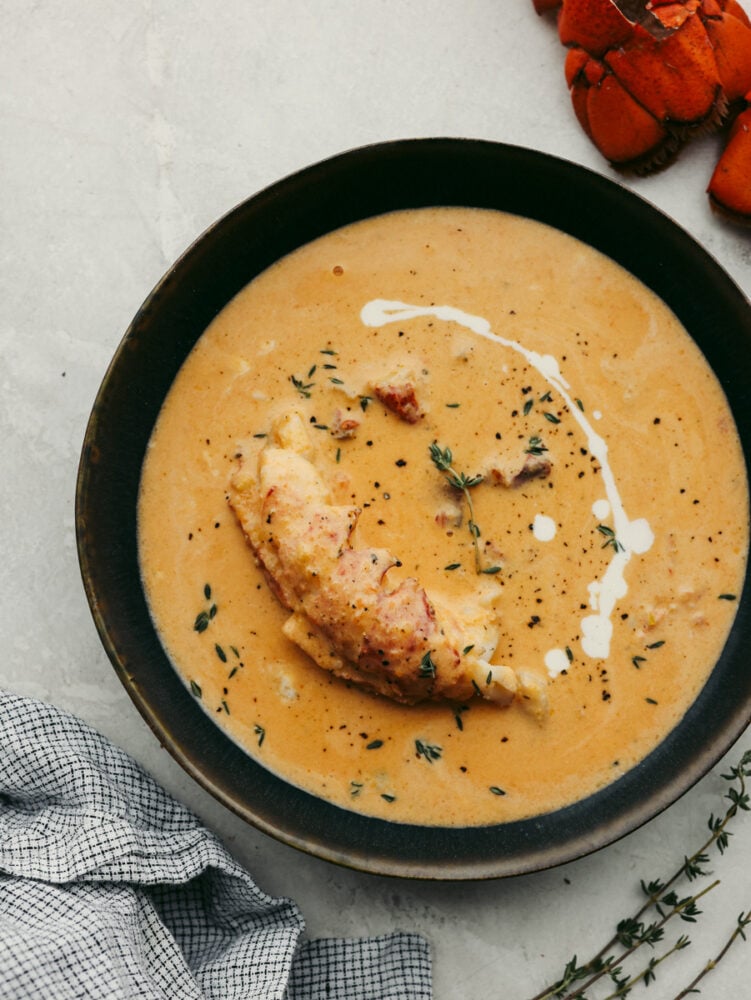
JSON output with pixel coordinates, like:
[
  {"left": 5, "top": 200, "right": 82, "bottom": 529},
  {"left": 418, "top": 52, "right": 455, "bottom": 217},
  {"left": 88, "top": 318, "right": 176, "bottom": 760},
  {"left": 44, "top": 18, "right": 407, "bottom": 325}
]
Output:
[{"left": 2, "top": 3, "right": 750, "bottom": 997}]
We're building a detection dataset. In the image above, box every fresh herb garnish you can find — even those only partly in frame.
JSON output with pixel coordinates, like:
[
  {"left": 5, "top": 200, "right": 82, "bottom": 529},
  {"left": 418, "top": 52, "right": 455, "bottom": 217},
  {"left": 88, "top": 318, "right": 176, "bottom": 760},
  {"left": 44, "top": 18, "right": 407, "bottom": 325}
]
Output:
[
  {"left": 193, "top": 584, "right": 217, "bottom": 633},
  {"left": 429, "top": 442, "right": 486, "bottom": 574},
  {"left": 290, "top": 374, "right": 315, "bottom": 398},
  {"left": 419, "top": 652, "right": 437, "bottom": 678},
  {"left": 415, "top": 739, "right": 442, "bottom": 763},
  {"left": 525, "top": 435, "right": 548, "bottom": 456},
  {"left": 194, "top": 611, "right": 210, "bottom": 633},
  {"left": 190, "top": 679, "right": 202, "bottom": 699},
  {"left": 254, "top": 724, "right": 265, "bottom": 747},
  {"left": 597, "top": 524, "right": 625, "bottom": 553}
]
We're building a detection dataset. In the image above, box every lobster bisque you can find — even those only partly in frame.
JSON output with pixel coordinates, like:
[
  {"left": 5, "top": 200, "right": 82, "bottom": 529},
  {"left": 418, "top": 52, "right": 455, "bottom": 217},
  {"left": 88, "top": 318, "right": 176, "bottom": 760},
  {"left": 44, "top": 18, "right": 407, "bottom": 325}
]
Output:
[{"left": 138, "top": 208, "right": 748, "bottom": 826}]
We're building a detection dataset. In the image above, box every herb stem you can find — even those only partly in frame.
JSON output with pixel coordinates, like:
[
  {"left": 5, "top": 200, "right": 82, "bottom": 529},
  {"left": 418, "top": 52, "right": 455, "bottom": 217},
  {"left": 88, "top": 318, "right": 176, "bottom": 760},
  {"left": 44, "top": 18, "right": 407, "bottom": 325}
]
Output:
[
  {"left": 464, "top": 482, "right": 482, "bottom": 574},
  {"left": 525, "top": 750, "right": 751, "bottom": 1000},
  {"left": 673, "top": 909, "right": 751, "bottom": 999},
  {"left": 429, "top": 442, "right": 486, "bottom": 574},
  {"left": 601, "top": 935, "right": 691, "bottom": 1000}
]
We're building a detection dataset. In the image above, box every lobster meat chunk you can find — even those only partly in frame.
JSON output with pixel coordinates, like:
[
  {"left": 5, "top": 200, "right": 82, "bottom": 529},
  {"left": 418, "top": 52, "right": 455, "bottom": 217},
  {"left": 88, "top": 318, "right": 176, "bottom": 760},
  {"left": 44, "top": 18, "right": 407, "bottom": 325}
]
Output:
[
  {"left": 228, "top": 411, "right": 547, "bottom": 711},
  {"left": 534, "top": 0, "right": 751, "bottom": 221}
]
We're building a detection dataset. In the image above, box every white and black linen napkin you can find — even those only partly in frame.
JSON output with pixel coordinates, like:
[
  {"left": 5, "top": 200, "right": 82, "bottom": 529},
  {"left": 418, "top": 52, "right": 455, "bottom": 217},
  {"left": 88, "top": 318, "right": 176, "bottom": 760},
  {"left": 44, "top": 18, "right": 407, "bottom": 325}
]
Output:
[{"left": 0, "top": 691, "right": 432, "bottom": 999}]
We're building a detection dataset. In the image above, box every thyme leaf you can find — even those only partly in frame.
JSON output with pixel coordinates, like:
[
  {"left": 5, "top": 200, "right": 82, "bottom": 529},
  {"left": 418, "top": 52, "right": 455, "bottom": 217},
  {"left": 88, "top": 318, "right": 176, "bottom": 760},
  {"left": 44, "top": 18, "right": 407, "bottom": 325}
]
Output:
[
  {"left": 525, "top": 435, "right": 548, "bottom": 456},
  {"left": 194, "top": 583, "right": 217, "bottom": 632},
  {"left": 597, "top": 523, "right": 625, "bottom": 553},
  {"left": 290, "top": 374, "right": 315, "bottom": 398},
  {"left": 415, "top": 739, "right": 442, "bottom": 763},
  {"left": 419, "top": 651, "right": 437, "bottom": 678}
]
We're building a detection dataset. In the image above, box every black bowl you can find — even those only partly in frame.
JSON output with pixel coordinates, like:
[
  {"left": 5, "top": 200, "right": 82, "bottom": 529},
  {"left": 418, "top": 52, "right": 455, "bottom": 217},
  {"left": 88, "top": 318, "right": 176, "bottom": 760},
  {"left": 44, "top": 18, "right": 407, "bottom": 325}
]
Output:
[{"left": 76, "top": 139, "right": 751, "bottom": 879}]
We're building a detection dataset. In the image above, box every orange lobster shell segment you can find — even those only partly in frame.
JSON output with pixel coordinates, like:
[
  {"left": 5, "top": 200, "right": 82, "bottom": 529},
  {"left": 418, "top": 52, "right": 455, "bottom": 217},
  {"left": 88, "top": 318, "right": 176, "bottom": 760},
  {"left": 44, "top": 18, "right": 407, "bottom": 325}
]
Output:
[
  {"left": 703, "top": 12, "right": 751, "bottom": 101},
  {"left": 576, "top": 72, "right": 670, "bottom": 163},
  {"left": 557, "top": 0, "right": 634, "bottom": 55},
  {"left": 564, "top": 46, "right": 591, "bottom": 87},
  {"left": 605, "top": 17, "right": 720, "bottom": 125},
  {"left": 605, "top": 14, "right": 722, "bottom": 125},
  {"left": 648, "top": 0, "right": 700, "bottom": 29},
  {"left": 722, "top": 0, "right": 751, "bottom": 29},
  {"left": 708, "top": 100, "right": 751, "bottom": 218}
]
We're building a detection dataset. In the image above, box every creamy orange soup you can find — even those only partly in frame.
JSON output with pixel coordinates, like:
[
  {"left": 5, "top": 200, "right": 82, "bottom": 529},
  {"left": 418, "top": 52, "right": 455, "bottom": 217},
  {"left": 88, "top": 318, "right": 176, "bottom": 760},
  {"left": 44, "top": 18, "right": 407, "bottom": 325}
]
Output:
[{"left": 138, "top": 208, "right": 748, "bottom": 826}]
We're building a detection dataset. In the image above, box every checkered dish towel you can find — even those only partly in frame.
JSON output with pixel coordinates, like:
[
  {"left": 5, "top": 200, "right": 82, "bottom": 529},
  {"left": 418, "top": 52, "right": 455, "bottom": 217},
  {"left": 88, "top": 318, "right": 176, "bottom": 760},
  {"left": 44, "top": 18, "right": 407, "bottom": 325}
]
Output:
[{"left": 0, "top": 692, "right": 432, "bottom": 999}]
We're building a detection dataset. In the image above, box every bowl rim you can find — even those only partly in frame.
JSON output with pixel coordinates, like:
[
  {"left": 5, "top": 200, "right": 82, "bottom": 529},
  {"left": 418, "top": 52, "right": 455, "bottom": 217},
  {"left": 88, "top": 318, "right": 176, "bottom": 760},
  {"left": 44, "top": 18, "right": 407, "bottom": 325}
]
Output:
[{"left": 76, "top": 137, "right": 751, "bottom": 880}]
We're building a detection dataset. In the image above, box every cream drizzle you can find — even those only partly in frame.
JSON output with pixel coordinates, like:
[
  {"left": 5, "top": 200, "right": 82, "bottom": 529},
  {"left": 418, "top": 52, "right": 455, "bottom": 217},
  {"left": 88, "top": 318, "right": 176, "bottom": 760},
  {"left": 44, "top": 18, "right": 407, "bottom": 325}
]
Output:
[
  {"left": 360, "top": 298, "right": 655, "bottom": 664},
  {"left": 532, "top": 513, "right": 556, "bottom": 542}
]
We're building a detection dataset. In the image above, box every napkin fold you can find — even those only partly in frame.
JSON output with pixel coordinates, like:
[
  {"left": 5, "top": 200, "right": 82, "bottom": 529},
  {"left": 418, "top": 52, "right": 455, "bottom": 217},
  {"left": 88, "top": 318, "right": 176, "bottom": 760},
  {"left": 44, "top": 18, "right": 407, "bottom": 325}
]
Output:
[{"left": 0, "top": 691, "right": 432, "bottom": 999}]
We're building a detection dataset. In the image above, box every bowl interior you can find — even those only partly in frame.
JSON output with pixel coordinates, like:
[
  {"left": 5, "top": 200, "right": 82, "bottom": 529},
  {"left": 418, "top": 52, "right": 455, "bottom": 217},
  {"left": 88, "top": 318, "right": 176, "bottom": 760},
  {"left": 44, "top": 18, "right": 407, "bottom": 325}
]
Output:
[{"left": 76, "top": 139, "right": 751, "bottom": 879}]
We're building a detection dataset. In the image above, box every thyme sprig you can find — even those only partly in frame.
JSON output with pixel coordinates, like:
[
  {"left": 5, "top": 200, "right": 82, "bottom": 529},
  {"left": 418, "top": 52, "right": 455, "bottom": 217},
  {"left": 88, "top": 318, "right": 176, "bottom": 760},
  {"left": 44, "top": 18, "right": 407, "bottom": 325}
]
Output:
[
  {"left": 526, "top": 749, "right": 751, "bottom": 1000},
  {"left": 429, "top": 442, "right": 486, "bottom": 573}
]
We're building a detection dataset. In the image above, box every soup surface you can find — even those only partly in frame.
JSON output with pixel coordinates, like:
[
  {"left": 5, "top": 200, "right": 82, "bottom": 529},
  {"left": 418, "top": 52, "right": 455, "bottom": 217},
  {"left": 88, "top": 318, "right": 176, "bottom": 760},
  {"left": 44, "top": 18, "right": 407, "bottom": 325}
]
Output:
[{"left": 138, "top": 208, "right": 748, "bottom": 826}]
